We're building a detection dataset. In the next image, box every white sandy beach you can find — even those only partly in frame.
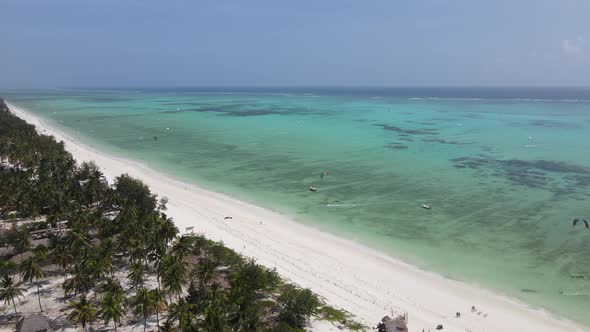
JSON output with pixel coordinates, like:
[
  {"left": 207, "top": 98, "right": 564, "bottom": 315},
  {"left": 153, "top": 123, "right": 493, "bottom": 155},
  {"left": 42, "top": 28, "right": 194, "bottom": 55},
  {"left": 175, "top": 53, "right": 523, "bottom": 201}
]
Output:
[{"left": 7, "top": 103, "right": 586, "bottom": 332}]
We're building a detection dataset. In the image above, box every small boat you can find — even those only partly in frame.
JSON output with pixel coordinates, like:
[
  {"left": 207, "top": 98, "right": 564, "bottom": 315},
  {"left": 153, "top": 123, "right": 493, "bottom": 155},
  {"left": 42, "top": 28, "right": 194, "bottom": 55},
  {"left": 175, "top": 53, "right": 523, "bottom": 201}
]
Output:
[
  {"left": 309, "top": 186, "right": 317, "bottom": 192},
  {"left": 420, "top": 204, "right": 431, "bottom": 210}
]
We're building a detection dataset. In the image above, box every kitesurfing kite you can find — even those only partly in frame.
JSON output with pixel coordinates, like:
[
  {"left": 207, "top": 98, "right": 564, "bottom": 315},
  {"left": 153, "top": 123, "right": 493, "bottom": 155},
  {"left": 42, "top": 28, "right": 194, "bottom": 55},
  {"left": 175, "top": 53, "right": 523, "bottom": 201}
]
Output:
[{"left": 572, "top": 217, "right": 589, "bottom": 229}]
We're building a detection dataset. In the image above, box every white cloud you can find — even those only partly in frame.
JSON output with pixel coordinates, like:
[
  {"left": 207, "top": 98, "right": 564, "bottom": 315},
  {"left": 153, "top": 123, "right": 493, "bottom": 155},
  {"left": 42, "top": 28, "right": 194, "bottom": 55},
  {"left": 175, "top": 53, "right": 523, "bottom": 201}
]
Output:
[{"left": 562, "top": 36, "right": 584, "bottom": 56}]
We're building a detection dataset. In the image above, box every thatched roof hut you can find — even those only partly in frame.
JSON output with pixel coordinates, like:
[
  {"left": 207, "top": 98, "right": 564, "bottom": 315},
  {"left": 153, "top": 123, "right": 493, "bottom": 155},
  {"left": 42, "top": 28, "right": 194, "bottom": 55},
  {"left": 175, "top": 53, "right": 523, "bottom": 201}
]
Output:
[
  {"left": 377, "top": 315, "right": 408, "bottom": 332},
  {"left": 18, "top": 314, "right": 49, "bottom": 332},
  {"left": 8, "top": 251, "right": 35, "bottom": 264}
]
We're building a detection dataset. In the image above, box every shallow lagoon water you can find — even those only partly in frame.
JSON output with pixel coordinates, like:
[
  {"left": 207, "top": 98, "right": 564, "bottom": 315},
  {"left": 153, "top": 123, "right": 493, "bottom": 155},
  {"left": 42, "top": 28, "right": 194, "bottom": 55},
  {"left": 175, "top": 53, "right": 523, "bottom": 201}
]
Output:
[{"left": 7, "top": 88, "right": 590, "bottom": 325}]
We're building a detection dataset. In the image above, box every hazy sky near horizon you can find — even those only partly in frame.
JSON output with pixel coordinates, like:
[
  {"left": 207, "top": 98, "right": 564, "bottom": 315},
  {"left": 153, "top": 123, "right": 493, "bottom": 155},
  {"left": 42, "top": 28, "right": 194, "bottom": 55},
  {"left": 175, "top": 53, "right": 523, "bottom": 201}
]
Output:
[{"left": 1, "top": 0, "right": 589, "bottom": 88}]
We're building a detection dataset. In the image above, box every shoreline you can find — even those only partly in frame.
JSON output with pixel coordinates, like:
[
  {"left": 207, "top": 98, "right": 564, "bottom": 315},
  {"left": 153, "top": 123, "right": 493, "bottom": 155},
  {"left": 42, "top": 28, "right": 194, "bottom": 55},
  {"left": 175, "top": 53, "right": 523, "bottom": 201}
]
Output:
[{"left": 7, "top": 102, "right": 585, "bottom": 332}]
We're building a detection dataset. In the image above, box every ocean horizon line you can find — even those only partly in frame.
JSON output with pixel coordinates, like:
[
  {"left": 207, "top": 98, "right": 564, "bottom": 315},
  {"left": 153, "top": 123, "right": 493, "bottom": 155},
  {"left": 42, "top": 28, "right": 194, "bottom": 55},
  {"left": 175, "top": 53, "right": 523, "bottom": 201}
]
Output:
[{"left": 4, "top": 86, "right": 590, "bottom": 102}]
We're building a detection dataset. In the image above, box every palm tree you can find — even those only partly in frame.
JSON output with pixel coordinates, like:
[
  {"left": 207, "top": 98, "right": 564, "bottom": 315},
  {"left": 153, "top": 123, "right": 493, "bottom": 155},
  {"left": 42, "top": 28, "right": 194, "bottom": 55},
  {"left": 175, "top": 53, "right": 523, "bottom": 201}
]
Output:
[
  {"left": 167, "top": 298, "right": 196, "bottom": 331},
  {"left": 149, "top": 249, "right": 165, "bottom": 292},
  {"left": 127, "top": 261, "right": 144, "bottom": 288},
  {"left": 160, "top": 255, "right": 187, "bottom": 301},
  {"left": 185, "top": 281, "right": 208, "bottom": 315},
  {"left": 98, "top": 291, "right": 126, "bottom": 331},
  {"left": 9, "top": 225, "right": 31, "bottom": 253},
  {"left": 96, "top": 238, "right": 116, "bottom": 277},
  {"left": 227, "top": 261, "right": 279, "bottom": 331},
  {"left": 97, "top": 278, "right": 124, "bottom": 300},
  {"left": 19, "top": 255, "right": 45, "bottom": 311},
  {"left": 202, "top": 287, "right": 228, "bottom": 332},
  {"left": 150, "top": 218, "right": 177, "bottom": 291},
  {"left": 64, "top": 229, "right": 90, "bottom": 253},
  {"left": 85, "top": 254, "right": 110, "bottom": 281},
  {"left": 129, "top": 287, "right": 156, "bottom": 332},
  {"left": 149, "top": 289, "right": 167, "bottom": 331},
  {"left": 194, "top": 258, "right": 219, "bottom": 288},
  {"left": 0, "top": 275, "right": 25, "bottom": 328},
  {"left": 63, "top": 264, "right": 93, "bottom": 296},
  {"left": 77, "top": 161, "right": 108, "bottom": 206},
  {"left": 67, "top": 295, "right": 97, "bottom": 332},
  {"left": 50, "top": 244, "right": 74, "bottom": 282},
  {"left": 171, "top": 235, "right": 193, "bottom": 259},
  {"left": 128, "top": 239, "right": 148, "bottom": 267},
  {"left": 157, "top": 217, "right": 178, "bottom": 246},
  {"left": 160, "top": 319, "right": 174, "bottom": 332}
]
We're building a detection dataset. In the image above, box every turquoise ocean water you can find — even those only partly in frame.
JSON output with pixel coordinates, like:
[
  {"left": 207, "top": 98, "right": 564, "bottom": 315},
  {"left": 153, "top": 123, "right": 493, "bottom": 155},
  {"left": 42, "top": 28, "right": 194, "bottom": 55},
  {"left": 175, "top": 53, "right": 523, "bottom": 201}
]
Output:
[{"left": 5, "top": 88, "right": 590, "bottom": 325}]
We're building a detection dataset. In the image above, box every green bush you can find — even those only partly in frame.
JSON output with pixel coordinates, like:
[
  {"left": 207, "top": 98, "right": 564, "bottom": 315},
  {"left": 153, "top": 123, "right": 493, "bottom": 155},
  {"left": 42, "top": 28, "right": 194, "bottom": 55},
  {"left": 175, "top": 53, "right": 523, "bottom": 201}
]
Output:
[{"left": 277, "top": 285, "right": 320, "bottom": 328}]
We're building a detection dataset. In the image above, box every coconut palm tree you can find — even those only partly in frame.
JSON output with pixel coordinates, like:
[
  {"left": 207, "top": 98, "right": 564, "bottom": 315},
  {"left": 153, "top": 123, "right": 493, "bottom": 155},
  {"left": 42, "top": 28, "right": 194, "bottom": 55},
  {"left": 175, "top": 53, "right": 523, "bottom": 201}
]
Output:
[
  {"left": 19, "top": 255, "right": 45, "bottom": 312},
  {"left": 202, "top": 287, "right": 229, "bottom": 332},
  {"left": 193, "top": 258, "right": 219, "bottom": 288},
  {"left": 127, "top": 261, "right": 144, "bottom": 289},
  {"left": 160, "top": 319, "right": 174, "bottom": 332},
  {"left": 150, "top": 218, "right": 177, "bottom": 290},
  {"left": 160, "top": 254, "right": 187, "bottom": 301},
  {"left": 98, "top": 291, "right": 126, "bottom": 331},
  {"left": 227, "top": 261, "right": 279, "bottom": 330},
  {"left": 227, "top": 303, "right": 263, "bottom": 332},
  {"left": 9, "top": 225, "right": 31, "bottom": 253},
  {"left": 171, "top": 236, "right": 193, "bottom": 259},
  {"left": 157, "top": 217, "right": 178, "bottom": 246},
  {"left": 128, "top": 238, "right": 148, "bottom": 267},
  {"left": 96, "top": 278, "right": 124, "bottom": 300},
  {"left": 50, "top": 244, "right": 74, "bottom": 282},
  {"left": 185, "top": 281, "right": 208, "bottom": 315},
  {"left": 67, "top": 295, "right": 97, "bottom": 332},
  {"left": 77, "top": 161, "right": 108, "bottom": 206},
  {"left": 149, "top": 288, "right": 167, "bottom": 331},
  {"left": 0, "top": 275, "right": 25, "bottom": 328},
  {"left": 63, "top": 263, "right": 93, "bottom": 296},
  {"left": 149, "top": 249, "right": 165, "bottom": 292},
  {"left": 129, "top": 287, "right": 156, "bottom": 332},
  {"left": 167, "top": 298, "right": 196, "bottom": 331},
  {"left": 96, "top": 238, "right": 116, "bottom": 277},
  {"left": 85, "top": 254, "right": 110, "bottom": 281},
  {"left": 64, "top": 229, "right": 90, "bottom": 253}
]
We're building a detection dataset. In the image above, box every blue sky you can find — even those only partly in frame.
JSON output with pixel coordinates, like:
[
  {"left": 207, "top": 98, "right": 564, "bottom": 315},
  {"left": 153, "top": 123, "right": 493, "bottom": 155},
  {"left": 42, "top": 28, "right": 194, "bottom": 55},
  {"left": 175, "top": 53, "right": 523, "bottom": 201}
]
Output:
[{"left": 1, "top": 0, "right": 589, "bottom": 88}]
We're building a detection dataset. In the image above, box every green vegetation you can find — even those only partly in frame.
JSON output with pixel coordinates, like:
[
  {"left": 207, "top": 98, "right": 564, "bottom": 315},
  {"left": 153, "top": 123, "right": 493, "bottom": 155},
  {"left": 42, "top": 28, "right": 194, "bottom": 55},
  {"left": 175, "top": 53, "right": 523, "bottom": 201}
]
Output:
[
  {"left": 97, "top": 284, "right": 126, "bottom": 331},
  {"left": 0, "top": 98, "right": 362, "bottom": 331},
  {"left": 67, "top": 295, "right": 98, "bottom": 332},
  {"left": 318, "top": 306, "right": 367, "bottom": 331},
  {"left": 19, "top": 254, "right": 45, "bottom": 312},
  {"left": 277, "top": 285, "right": 320, "bottom": 328},
  {"left": 0, "top": 275, "right": 25, "bottom": 329}
]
